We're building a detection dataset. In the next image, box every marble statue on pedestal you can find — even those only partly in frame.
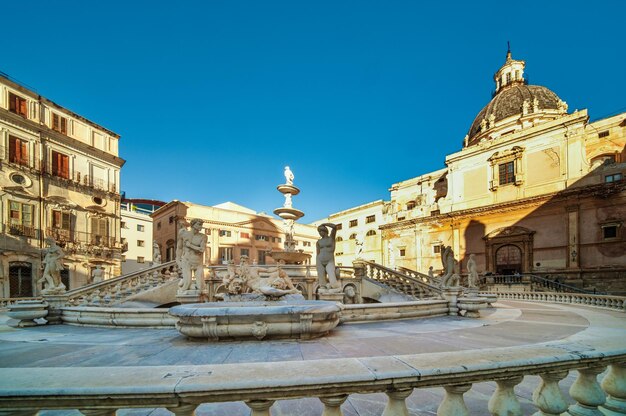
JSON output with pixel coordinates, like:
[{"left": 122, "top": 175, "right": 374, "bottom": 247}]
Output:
[
  {"left": 467, "top": 254, "right": 478, "bottom": 288},
  {"left": 284, "top": 166, "right": 294, "bottom": 185},
  {"left": 176, "top": 219, "right": 207, "bottom": 293},
  {"left": 355, "top": 237, "right": 364, "bottom": 258},
  {"left": 440, "top": 245, "right": 460, "bottom": 288},
  {"left": 152, "top": 241, "right": 162, "bottom": 264},
  {"left": 38, "top": 237, "right": 66, "bottom": 294},
  {"left": 91, "top": 265, "right": 105, "bottom": 283},
  {"left": 316, "top": 223, "right": 341, "bottom": 291}
]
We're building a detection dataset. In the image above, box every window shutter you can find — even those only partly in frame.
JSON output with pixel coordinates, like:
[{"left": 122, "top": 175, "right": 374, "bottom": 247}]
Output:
[{"left": 9, "top": 95, "right": 16, "bottom": 112}]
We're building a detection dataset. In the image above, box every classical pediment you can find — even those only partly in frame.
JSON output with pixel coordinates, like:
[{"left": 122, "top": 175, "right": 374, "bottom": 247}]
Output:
[{"left": 484, "top": 226, "right": 535, "bottom": 240}]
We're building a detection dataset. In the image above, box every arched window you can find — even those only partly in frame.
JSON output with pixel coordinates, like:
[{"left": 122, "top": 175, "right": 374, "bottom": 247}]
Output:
[
  {"left": 366, "top": 230, "right": 376, "bottom": 237},
  {"left": 349, "top": 233, "right": 357, "bottom": 240}
]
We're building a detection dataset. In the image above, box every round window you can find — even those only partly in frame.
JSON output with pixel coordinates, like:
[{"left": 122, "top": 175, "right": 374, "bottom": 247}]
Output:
[
  {"left": 92, "top": 197, "right": 103, "bottom": 205},
  {"left": 10, "top": 173, "right": 26, "bottom": 185}
]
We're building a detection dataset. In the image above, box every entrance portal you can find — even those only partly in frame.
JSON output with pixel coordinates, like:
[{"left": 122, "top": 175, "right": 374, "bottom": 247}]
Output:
[{"left": 496, "top": 245, "right": 522, "bottom": 275}]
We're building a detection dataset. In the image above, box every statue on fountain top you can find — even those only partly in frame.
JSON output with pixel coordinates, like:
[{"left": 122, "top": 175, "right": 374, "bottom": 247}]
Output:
[{"left": 284, "top": 166, "right": 294, "bottom": 185}]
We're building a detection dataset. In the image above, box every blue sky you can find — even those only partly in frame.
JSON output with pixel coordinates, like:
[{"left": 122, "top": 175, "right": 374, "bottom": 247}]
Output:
[{"left": 3, "top": 1, "right": 625, "bottom": 221}]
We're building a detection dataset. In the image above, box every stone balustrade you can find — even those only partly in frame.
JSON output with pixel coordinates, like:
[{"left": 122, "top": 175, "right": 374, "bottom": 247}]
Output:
[
  {"left": 487, "top": 291, "right": 626, "bottom": 312},
  {"left": 61, "top": 260, "right": 178, "bottom": 307},
  {"left": 0, "top": 334, "right": 624, "bottom": 415},
  {"left": 359, "top": 260, "right": 441, "bottom": 299},
  {"left": 0, "top": 297, "right": 42, "bottom": 309}
]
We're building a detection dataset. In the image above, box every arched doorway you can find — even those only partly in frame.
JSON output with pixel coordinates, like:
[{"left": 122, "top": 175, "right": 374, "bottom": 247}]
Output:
[
  {"left": 9, "top": 262, "right": 33, "bottom": 297},
  {"left": 496, "top": 245, "right": 522, "bottom": 275}
]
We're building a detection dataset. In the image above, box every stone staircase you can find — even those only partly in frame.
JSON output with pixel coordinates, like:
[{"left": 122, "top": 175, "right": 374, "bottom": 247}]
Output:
[
  {"left": 358, "top": 261, "right": 442, "bottom": 299},
  {"left": 61, "top": 260, "right": 178, "bottom": 307}
]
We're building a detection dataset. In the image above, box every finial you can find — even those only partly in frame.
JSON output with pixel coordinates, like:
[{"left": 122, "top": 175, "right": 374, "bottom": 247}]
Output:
[{"left": 506, "top": 41, "right": 512, "bottom": 61}]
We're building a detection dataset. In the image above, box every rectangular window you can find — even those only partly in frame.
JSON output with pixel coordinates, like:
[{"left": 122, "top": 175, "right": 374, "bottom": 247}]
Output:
[
  {"left": 9, "top": 200, "right": 33, "bottom": 226},
  {"left": 603, "top": 225, "right": 618, "bottom": 239},
  {"left": 52, "top": 113, "right": 68, "bottom": 134},
  {"left": 240, "top": 248, "right": 250, "bottom": 257},
  {"left": 499, "top": 161, "right": 516, "bottom": 185},
  {"left": 51, "top": 150, "right": 70, "bottom": 179},
  {"left": 219, "top": 230, "right": 232, "bottom": 237},
  {"left": 366, "top": 215, "right": 376, "bottom": 223},
  {"left": 137, "top": 240, "right": 145, "bottom": 247},
  {"left": 605, "top": 173, "right": 623, "bottom": 183},
  {"left": 137, "top": 256, "right": 145, "bottom": 263},
  {"left": 52, "top": 210, "right": 71, "bottom": 230},
  {"left": 335, "top": 223, "right": 342, "bottom": 230},
  {"left": 430, "top": 210, "right": 440, "bottom": 216},
  {"left": 8, "top": 93, "right": 27, "bottom": 117},
  {"left": 121, "top": 221, "right": 127, "bottom": 229},
  {"left": 169, "top": 216, "right": 174, "bottom": 224},
  {"left": 303, "top": 241, "right": 311, "bottom": 247},
  {"left": 9, "top": 136, "right": 29, "bottom": 166},
  {"left": 598, "top": 130, "right": 610, "bottom": 138},
  {"left": 433, "top": 245, "right": 441, "bottom": 254},
  {"left": 137, "top": 224, "right": 145, "bottom": 232},
  {"left": 90, "top": 217, "right": 109, "bottom": 245},
  {"left": 157, "top": 222, "right": 161, "bottom": 230},
  {"left": 255, "top": 234, "right": 268, "bottom": 241},
  {"left": 407, "top": 201, "right": 416, "bottom": 210},
  {"left": 240, "top": 232, "right": 250, "bottom": 239},
  {"left": 349, "top": 219, "right": 358, "bottom": 228},
  {"left": 397, "top": 216, "right": 406, "bottom": 221},
  {"left": 399, "top": 248, "right": 406, "bottom": 257}
]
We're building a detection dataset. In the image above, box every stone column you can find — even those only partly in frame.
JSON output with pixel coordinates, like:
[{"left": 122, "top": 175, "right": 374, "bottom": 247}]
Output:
[
  {"left": 487, "top": 376, "right": 523, "bottom": 416},
  {"left": 41, "top": 294, "right": 69, "bottom": 325},
  {"left": 437, "top": 384, "right": 471, "bottom": 416},
  {"left": 600, "top": 363, "right": 626, "bottom": 415},
  {"left": 320, "top": 394, "right": 348, "bottom": 416},
  {"left": 441, "top": 287, "right": 462, "bottom": 316},
  {"left": 246, "top": 399, "right": 275, "bottom": 416},
  {"left": 382, "top": 388, "right": 413, "bottom": 416},
  {"left": 568, "top": 365, "right": 606, "bottom": 416},
  {"left": 532, "top": 371, "right": 569, "bottom": 415}
]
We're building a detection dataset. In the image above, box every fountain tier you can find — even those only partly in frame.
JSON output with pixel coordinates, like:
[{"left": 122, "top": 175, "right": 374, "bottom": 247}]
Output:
[{"left": 169, "top": 300, "right": 342, "bottom": 341}]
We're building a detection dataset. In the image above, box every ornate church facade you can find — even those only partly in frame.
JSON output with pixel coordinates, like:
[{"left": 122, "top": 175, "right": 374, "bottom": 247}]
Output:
[{"left": 376, "top": 51, "right": 625, "bottom": 293}]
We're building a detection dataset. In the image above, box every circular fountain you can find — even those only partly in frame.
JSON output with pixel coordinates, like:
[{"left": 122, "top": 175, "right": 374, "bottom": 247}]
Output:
[{"left": 170, "top": 300, "right": 341, "bottom": 341}]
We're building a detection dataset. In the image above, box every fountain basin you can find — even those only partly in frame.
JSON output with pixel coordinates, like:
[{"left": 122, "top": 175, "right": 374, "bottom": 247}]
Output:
[
  {"left": 7, "top": 300, "right": 48, "bottom": 327},
  {"left": 268, "top": 251, "right": 311, "bottom": 265},
  {"left": 169, "top": 300, "right": 341, "bottom": 341}
]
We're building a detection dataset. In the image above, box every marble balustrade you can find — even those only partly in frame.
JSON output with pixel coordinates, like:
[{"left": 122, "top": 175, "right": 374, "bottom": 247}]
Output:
[
  {"left": 1, "top": 335, "right": 624, "bottom": 415},
  {"left": 487, "top": 291, "right": 626, "bottom": 312}
]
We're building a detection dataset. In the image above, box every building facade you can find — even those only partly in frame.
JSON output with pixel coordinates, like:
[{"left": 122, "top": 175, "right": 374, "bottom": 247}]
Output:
[
  {"left": 120, "top": 198, "right": 165, "bottom": 275},
  {"left": 0, "top": 74, "right": 124, "bottom": 297},
  {"left": 313, "top": 200, "right": 385, "bottom": 266},
  {"left": 152, "top": 201, "right": 319, "bottom": 266},
  {"left": 379, "top": 51, "right": 625, "bottom": 293}
]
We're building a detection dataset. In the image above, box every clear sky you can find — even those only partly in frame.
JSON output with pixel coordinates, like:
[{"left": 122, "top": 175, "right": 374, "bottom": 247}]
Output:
[{"left": 3, "top": 1, "right": 625, "bottom": 221}]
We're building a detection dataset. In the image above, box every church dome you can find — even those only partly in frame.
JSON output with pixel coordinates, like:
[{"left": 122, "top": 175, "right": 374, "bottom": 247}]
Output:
[{"left": 465, "top": 49, "right": 568, "bottom": 147}]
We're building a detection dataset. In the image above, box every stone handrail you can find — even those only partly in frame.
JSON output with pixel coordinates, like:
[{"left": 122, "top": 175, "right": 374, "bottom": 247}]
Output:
[
  {"left": 487, "top": 290, "right": 626, "bottom": 312},
  {"left": 397, "top": 265, "right": 441, "bottom": 286},
  {"left": 487, "top": 273, "right": 597, "bottom": 294},
  {"left": 361, "top": 261, "right": 441, "bottom": 298},
  {"left": 0, "top": 297, "right": 43, "bottom": 308},
  {"left": 1, "top": 334, "right": 624, "bottom": 415},
  {"left": 60, "top": 260, "right": 178, "bottom": 307}
]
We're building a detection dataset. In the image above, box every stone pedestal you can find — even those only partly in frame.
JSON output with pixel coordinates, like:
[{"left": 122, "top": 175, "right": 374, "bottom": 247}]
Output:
[
  {"left": 458, "top": 296, "right": 488, "bottom": 318},
  {"left": 42, "top": 294, "right": 69, "bottom": 325},
  {"left": 317, "top": 291, "right": 344, "bottom": 303},
  {"left": 7, "top": 300, "right": 49, "bottom": 327},
  {"left": 176, "top": 290, "right": 203, "bottom": 304},
  {"left": 465, "top": 287, "right": 479, "bottom": 298},
  {"left": 441, "top": 287, "right": 463, "bottom": 316}
]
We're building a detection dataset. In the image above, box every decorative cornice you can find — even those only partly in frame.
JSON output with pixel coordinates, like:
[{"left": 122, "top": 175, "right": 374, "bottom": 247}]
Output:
[{"left": 380, "top": 181, "right": 626, "bottom": 230}]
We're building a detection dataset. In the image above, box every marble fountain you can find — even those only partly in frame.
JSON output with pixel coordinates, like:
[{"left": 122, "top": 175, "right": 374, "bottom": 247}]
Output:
[{"left": 169, "top": 166, "right": 343, "bottom": 341}]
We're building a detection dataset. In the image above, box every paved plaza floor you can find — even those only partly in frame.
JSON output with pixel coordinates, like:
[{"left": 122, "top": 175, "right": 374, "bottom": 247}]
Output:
[{"left": 0, "top": 300, "right": 624, "bottom": 415}]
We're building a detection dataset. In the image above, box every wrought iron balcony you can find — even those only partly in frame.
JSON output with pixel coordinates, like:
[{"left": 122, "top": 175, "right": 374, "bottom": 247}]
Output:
[{"left": 4, "top": 222, "right": 39, "bottom": 239}]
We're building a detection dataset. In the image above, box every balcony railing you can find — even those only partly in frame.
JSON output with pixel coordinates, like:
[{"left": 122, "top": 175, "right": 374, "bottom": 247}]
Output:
[
  {"left": 4, "top": 222, "right": 39, "bottom": 239},
  {"left": 45, "top": 228, "right": 118, "bottom": 251}
]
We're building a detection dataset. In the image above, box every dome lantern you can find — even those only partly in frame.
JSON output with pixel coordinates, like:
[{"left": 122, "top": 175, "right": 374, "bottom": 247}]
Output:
[{"left": 494, "top": 44, "right": 526, "bottom": 94}]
